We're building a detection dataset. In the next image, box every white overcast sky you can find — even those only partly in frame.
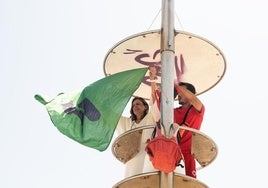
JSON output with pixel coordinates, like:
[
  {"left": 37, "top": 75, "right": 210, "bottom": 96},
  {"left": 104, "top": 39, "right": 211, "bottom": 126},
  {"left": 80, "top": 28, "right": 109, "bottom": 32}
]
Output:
[{"left": 1, "top": 0, "right": 268, "bottom": 187}]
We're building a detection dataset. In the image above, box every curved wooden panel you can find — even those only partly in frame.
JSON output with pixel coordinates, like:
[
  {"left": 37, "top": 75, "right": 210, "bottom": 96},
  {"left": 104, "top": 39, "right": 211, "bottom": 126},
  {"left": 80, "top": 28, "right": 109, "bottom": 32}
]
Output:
[
  {"left": 112, "top": 126, "right": 155, "bottom": 163},
  {"left": 112, "top": 172, "right": 208, "bottom": 188},
  {"left": 174, "top": 125, "right": 218, "bottom": 170},
  {"left": 112, "top": 125, "right": 218, "bottom": 170},
  {"left": 104, "top": 30, "right": 226, "bottom": 99}
]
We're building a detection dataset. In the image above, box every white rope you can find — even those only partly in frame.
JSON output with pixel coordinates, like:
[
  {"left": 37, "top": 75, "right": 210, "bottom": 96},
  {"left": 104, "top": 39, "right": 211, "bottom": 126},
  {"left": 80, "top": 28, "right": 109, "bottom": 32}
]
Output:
[{"left": 147, "top": 8, "right": 161, "bottom": 31}]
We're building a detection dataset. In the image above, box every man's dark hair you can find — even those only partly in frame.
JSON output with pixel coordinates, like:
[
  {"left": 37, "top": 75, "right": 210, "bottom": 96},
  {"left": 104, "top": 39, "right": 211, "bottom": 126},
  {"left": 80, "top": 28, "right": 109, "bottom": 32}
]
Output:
[{"left": 174, "top": 82, "right": 196, "bottom": 98}]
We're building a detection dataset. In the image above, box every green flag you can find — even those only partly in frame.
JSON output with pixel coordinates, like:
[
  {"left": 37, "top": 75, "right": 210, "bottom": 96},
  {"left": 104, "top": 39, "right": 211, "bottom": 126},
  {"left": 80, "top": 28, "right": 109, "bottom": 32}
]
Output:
[{"left": 35, "top": 67, "right": 148, "bottom": 151}]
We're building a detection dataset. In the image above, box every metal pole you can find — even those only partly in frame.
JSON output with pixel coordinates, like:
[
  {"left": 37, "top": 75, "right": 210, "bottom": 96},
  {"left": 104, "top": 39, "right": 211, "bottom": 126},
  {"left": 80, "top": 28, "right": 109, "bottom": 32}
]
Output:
[{"left": 160, "top": 0, "right": 175, "bottom": 188}]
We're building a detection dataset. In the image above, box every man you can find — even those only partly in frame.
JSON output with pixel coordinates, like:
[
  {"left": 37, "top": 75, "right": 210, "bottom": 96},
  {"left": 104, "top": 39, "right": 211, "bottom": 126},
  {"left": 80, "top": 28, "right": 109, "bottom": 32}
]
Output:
[
  {"left": 149, "top": 67, "right": 204, "bottom": 178},
  {"left": 173, "top": 82, "right": 205, "bottom": 178}
]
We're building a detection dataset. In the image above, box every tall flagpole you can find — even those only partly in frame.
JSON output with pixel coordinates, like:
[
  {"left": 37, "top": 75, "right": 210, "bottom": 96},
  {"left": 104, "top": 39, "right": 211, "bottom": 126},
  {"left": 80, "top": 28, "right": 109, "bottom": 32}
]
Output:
[{"left": 160, "top": 0, "right": 175, "bottom": 188}]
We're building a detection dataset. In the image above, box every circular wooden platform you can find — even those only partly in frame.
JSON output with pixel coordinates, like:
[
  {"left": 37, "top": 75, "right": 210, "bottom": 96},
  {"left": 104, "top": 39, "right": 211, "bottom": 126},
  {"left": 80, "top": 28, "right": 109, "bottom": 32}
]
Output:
[
  {"left": 111, "top": 125, "right": 217, "bottom": 169},
  {"left": 112, "top": 171, "right": 208, "bottom": 188},
  {"left": 111, "top": 126, "right": 152, "bottom": 163},
  {"left": 103, "top": 29, "right": 226, "bottom": 99}
]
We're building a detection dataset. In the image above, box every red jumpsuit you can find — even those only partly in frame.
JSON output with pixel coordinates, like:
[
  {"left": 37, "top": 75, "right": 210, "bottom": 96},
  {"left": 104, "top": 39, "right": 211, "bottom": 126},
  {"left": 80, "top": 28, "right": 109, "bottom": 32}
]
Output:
[{"left": 174, "top": 105, "right": 205, "bottom": 178}]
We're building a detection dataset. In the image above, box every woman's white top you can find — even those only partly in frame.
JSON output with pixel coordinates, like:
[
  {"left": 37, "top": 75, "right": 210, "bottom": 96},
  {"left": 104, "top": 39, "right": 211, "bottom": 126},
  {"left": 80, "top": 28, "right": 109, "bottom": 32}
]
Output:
[{"left": 115, "top": 102, "right": 160, "bottom": 178}]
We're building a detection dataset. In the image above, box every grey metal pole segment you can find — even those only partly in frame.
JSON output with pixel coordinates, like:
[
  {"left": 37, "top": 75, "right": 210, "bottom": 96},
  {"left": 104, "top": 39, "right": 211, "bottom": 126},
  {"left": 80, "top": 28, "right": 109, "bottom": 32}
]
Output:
[{"left": 160, "top": 0, "right": 175, "bottom": 188}]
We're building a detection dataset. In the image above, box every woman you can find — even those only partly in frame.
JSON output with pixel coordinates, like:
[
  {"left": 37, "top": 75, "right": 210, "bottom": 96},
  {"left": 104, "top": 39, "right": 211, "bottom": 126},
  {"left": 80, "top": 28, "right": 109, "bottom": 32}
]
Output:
[
  {"left": 116, "top": 96, "right": 157, "bottom": 133},
  {"left": 116, "top": 67, "right": 160, "bottom": 178}
]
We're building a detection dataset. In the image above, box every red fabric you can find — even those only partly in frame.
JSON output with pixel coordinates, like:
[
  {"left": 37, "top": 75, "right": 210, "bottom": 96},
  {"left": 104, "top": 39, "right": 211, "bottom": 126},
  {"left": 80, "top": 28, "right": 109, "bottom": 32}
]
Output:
[
  {"left": 153, "top": 89, "right": 161, "bottom": 109},
  {"left": 174, "top": 83, "right": 181, "bottom": 94},
  {"left": 174, "top": 105, "right": 205, "bottom": 177},
  {"left": 183, "top": 152, "right": 196, "bottom": 178},
  {"left": 145, "top": 127, "right": 183, "bottom": 173}
]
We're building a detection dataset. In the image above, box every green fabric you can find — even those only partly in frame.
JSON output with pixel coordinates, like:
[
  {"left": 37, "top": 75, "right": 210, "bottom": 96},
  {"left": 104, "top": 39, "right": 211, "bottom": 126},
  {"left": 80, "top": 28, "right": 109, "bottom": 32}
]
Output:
[{"left": 35, "top": 68, "right": 148, "bottom": 151}]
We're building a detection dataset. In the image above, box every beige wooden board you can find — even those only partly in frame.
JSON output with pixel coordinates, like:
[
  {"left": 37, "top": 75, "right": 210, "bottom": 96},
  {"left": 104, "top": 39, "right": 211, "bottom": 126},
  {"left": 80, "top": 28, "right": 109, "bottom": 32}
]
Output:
[
  {"left": 103, "top": 30, "right": 226, "bottom": 100},
  {"left": 112, "top": 125, "right": 217, "bottom": 169},
  {"left": 192, "top": 131, "right": 217, "bottom": 169},
  {"left": 112, "top": 126, "right": 153, "bottom": 163},
  {"left": 174, "top": 125, "right": 218, "bottom": 170},
  {"left": 112, "top": 172, "right": 208, "bottom": 188}
]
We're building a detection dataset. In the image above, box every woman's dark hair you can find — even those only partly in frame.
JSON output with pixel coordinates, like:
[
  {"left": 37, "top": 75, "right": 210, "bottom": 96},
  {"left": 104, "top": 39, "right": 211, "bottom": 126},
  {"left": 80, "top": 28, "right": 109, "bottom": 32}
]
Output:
[
  {"left": 174, "top": 82, "right": 196, "bottom": 98},
  {"left": 130, "top": 97, "right": 149, "bottom": 121}
]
